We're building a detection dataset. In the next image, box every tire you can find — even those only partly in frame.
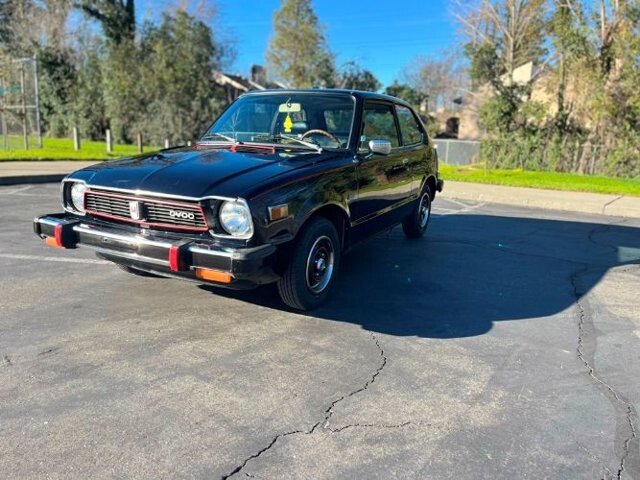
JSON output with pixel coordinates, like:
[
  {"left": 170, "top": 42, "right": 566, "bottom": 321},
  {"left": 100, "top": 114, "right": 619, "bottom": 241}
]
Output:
[
  {"left": 402, "top": 185, "right": 432, "bottom": 239},
  {"left": 277, "top": 217, "right": 341, "bottom": 311},
  {"left": 116, "top": 264, "right": 162, "bottom": 278}
]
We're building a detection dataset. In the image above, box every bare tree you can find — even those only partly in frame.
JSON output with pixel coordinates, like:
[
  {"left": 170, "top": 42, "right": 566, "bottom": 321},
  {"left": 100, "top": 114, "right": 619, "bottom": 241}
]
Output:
[
  {"left": 453, "top": 0, "right": 548, "bottom": 79},
  {"left": 0, "top": 0, "right": 71, "bottom": 55},
  {"left": 402, "top": 54, "right": 467, "bottom": 111}
]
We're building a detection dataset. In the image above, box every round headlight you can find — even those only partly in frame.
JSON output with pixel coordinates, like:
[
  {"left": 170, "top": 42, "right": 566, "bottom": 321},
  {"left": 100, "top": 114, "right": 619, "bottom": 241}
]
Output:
[
  {"left": 219, "top": 200, "right": 253, "bottom": 237},
  {"left": 69, "top": 183, "right": 87, "bottom": 213}
]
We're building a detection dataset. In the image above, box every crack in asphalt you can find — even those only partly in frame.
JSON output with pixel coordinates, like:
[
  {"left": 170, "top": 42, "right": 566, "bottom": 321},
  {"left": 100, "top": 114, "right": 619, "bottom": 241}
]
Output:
[
  {"left": 312, "top": 333, "right": 387, "bottom": 432},
  {"left": 570, "top": 264, "right": 638, "bottom": 479},
  {"left": 220, "top": 430, "right": 304, "bottom": 480},
  {"left": 575, "top": 440, "right": 615, "bottom": 479},
  {"left": 221, "top": 332, "right": 389, "bottom": 479},
  {"left": 327, "top": 421, "right": 419, "bottom": 433},
  {"left": 585, "top": 218, "right": 631, "bottom": 254}
]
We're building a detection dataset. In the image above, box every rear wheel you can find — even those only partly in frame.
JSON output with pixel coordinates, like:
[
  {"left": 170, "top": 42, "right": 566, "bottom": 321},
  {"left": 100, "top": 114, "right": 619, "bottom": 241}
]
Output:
[
  {"left": 277, "top": 217, "right": 341, "bottom": 311},
  {"left": 402, "top": 186, "right": 432, "bottom": 239}
]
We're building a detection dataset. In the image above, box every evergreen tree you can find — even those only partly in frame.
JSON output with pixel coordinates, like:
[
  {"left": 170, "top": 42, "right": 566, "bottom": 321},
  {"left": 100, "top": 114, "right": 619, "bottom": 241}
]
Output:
[
  {"left": 137, "top": 10, "right": 226, "bottom": 145},
  {"left": 74, "top": 47, "right": 107, "bottom": 140},
  {"left": 266, "top": 0, "right": 335, "bottom": 88},
  {"left": 76, "top": 0, "right": 135, "bottom": 46},
  {"left": 338, "top": 61, "right": 381, "bottom": 91}
]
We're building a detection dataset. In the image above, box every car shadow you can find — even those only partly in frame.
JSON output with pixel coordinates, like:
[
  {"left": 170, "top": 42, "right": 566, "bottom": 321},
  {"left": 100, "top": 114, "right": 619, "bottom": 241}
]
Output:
[{"left": 199, "top": 213, "right": 640, "bottom": 338}]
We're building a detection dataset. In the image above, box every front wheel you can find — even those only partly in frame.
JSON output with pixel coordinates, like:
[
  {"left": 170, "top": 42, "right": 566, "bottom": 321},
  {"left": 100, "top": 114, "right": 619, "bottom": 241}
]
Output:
[
  {"left": 277, "top": 217, "right": 341, "bottom": 311},
  {"left": 402, "top": 187, "right": 432, "bottom": 239}
]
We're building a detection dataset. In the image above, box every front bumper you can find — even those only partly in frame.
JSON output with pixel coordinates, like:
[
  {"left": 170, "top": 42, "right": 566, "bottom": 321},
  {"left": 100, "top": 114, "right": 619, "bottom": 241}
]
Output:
[{"left": 33, "top": 214, "right": 279, "bottom": 289}]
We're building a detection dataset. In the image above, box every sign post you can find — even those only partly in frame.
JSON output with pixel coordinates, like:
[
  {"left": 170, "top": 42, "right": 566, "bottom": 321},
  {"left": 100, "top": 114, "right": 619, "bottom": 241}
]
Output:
[
  {"left": 33, "top": 55, "right": 42, "bottom": 148},
  {"left": 20, "top": 62, "right": 28, "bottom": 150}
]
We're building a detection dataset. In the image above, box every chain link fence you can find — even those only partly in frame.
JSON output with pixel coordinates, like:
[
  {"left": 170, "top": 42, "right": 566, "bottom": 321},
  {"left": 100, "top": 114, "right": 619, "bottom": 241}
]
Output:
[
  {"left": 433, "top": 139, "right": 481, "bottom": 166},
  {"left": 0, "top": 56, "right": 42, "bottom": 150}
]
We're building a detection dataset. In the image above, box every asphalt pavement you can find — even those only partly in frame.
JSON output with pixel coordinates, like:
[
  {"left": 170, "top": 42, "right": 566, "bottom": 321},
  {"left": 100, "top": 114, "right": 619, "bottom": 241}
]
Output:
[{"left": 1, "top": 184, "right": 639, "bottom": 479}]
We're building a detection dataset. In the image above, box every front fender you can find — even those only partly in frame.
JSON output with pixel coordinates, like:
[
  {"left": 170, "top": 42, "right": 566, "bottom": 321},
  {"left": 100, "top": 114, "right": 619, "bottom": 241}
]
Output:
[{"left": 249, "top": 163, "right": 356, "bottom": 245}]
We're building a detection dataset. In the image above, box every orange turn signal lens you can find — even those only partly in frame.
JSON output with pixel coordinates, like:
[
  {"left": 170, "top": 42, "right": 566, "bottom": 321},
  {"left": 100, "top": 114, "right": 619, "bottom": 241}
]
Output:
[
  {"left": 195, "top": 268, "right": 233, "bottom": 284},
  {"left": 268, "top": 204, "right": 289, "bottom": 222},
  {"left": 44, "top": 236, "right": 62, "bottom": 248}
]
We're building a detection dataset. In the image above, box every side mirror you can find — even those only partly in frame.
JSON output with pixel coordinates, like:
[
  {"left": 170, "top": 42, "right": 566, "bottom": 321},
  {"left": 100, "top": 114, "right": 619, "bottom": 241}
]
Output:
[{"left": 368, "top": 139, "right": 392, "bottom": 156}]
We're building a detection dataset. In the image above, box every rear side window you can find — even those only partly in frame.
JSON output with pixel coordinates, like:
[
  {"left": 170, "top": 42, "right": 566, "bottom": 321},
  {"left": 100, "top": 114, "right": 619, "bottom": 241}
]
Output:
[
  {"left": 360, "top": 103, "right": 400, "bottom": 149},
  {"left": 396, "top": 105, "right": 424, "bottom": 146}
]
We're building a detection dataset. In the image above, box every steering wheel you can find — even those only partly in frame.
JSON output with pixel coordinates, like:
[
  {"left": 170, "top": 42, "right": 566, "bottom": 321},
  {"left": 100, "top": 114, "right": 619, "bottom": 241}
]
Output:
[{"left": 301, "top": 129, "right": 340, "bottom": 145}]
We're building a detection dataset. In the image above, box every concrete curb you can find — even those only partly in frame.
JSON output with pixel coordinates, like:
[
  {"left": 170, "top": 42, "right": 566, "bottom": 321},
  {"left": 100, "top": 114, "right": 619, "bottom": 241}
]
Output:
[
  {"left": 0, "top": 161, "right": 97, "bottom": 186},
  {"left": 0, "top": 174, "right": 67, "bottom": 186},
  {"left": 442, "top": 181, "right": 640, "bottom": 219}
]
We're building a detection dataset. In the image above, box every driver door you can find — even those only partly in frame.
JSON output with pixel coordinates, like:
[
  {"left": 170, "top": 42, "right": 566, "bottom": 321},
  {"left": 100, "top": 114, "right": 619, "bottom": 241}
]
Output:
[{"left": 350, "top": 101, "right": 413, "bottom": 237}]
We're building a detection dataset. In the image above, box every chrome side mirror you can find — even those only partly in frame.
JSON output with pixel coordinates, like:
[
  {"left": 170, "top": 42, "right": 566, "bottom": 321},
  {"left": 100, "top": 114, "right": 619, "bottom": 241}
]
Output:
[{"left": 368, "top": 139, "right": 391, "bottom": 156}]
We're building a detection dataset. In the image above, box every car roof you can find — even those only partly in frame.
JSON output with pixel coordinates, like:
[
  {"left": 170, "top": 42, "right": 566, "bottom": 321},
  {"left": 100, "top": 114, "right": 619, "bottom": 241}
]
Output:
[{"left": 241, "top": 88, "right": 411, "bottom": 107}]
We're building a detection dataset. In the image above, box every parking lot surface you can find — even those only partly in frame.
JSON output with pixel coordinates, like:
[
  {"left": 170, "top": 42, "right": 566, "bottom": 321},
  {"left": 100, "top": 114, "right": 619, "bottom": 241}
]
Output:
[{"left": 1, "top": 183, "right": 639, "bottom": 479}]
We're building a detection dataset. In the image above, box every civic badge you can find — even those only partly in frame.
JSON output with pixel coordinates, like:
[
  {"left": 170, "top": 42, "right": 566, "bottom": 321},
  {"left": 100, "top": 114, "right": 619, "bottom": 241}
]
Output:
[{"left": 129, "top": 200, "right": 143, "bottom": 220}]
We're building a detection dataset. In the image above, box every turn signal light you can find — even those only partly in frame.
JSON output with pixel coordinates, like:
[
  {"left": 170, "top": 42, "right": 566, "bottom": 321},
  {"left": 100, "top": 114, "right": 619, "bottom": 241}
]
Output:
[
  {"left": 268, "top": 204, "right": 289, "bottom": 222},
  {"left": 45, "top": 225, "right": 65, "bottom": 248},
  {"left": 195, "top": 268, "right": 233, "bottom": 284},
  {"left": 45, "top": 236, "right": 62, "bottom": 248}
]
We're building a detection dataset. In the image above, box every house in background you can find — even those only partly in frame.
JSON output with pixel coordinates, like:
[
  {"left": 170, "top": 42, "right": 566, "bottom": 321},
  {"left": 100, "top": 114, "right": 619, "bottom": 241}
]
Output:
[
  {"left": 432, "top": 62, "right": 558, "bottom": 141},
  {"left": 214, "top": 65, "right": 288, "bottom": 105}
]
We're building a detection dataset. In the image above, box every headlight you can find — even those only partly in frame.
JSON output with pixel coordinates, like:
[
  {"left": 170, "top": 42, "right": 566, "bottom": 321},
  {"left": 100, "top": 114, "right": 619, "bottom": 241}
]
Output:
[
  {"left": 69, "top": 182, "right": 87, "bottom": 213},
  {"left": 218, "top": 199, "right": 253, "bottom": 237}
]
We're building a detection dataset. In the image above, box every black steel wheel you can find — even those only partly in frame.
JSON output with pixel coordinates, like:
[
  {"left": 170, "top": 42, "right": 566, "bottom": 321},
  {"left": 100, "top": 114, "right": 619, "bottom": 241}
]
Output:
[{"left": 277, "top": 217, "right": 341, "bottom": 311}]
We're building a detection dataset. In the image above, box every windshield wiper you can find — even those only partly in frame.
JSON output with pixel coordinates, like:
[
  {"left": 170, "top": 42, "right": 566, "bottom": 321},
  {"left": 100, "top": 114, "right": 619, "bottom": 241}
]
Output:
[
  {"left": 199, "top": 132, "right": 236, "bottom": 143},
  {"left": 272, "top": 134, "right": 323, "bottom": 153}
]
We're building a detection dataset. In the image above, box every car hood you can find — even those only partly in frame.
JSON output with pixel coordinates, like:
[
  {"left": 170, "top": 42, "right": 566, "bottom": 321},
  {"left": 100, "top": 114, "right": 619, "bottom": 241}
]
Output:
[{"left": 71, "top": 146, "right": 338, "bottom": 199}]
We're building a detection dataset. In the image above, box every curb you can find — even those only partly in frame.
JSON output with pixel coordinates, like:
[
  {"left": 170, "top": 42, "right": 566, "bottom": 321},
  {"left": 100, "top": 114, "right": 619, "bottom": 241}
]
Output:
[
  {"left": 0, "top": 174, "right": 67, "bottom": 186},
  {"left": 442, "top": 181, "right": 640, "bottom": 219}
]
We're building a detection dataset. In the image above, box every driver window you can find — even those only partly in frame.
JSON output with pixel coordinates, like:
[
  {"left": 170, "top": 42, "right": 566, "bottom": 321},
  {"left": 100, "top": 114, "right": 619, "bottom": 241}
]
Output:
[{"left": 359, "top": 103, "right": 400, "bottom": 151}]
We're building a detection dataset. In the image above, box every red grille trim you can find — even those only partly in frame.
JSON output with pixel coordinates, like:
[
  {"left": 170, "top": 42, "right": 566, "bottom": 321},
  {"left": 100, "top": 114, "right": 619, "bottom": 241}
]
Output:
[{"left": 84, "top": 190, "right": 209, "bottom": 232}]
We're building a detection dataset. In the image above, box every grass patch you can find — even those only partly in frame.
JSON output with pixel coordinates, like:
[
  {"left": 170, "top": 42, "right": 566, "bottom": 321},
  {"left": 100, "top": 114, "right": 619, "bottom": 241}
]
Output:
[
  {"left": 0, "top": 136, "right": 158, "bottom": 161},
  {"left": 440, "top": 163, "right": 640, "bottom": 197}
]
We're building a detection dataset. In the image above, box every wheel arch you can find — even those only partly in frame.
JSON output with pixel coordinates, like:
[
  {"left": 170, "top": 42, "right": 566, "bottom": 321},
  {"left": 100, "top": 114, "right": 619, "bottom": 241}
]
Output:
[
  {"left": 419, "top": 174, "right": 438, "bottom": 199},
  {"left": 297, "top": 202, "right": 350, "bottom": 251}
]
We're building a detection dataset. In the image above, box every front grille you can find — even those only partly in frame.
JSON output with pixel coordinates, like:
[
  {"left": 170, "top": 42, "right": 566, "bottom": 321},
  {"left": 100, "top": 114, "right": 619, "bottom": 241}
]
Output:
[{"left": 85, "top": 190, "right": 209, "bottom": 232}]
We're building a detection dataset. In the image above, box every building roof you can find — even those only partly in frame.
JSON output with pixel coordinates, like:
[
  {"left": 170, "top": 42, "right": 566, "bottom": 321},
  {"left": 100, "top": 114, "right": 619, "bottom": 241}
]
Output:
[{"left": 213, "top": 70, "right": 288, "bottom": 92}]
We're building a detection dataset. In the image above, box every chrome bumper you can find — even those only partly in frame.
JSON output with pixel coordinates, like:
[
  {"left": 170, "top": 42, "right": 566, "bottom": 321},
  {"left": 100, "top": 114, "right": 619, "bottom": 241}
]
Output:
[{"left": 33, "top": 214, "right": 278, "bottom": 286}]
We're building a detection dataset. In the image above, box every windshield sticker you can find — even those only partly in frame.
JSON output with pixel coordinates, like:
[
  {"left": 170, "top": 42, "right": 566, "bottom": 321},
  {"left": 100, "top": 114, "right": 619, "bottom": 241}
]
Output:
[{"left": 284, "top": 113, "right": 293, "bottom": 133}]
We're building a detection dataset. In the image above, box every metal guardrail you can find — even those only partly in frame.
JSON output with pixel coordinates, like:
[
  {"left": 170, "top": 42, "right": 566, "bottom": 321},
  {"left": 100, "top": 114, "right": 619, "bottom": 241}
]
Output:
[{"left": 433, "top": 139, "right": 480, "bottom": 166}]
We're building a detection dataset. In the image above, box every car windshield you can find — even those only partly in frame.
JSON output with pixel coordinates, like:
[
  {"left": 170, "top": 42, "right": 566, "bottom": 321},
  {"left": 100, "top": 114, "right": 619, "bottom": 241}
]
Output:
[{"left": 202, "top": 93, "right": 355, "bottom": 150}]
